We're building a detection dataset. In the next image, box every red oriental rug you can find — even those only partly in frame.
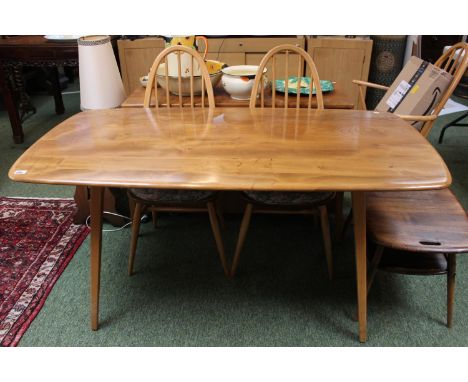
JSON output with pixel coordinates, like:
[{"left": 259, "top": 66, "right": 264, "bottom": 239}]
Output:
[{"left": 0, "top": 197, "right": 89, "bottom": 346}]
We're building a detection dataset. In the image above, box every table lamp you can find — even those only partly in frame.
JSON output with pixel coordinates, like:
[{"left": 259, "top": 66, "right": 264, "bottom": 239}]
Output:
[{"left": 78, "top": 35, "right": 126, "bottom": 110}]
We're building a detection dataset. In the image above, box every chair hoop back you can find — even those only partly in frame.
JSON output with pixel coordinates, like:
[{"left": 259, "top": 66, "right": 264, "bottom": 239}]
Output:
[
  {"left": 249, "top": 44, "right": 324, "bottom": 110},
  {"left": 144, "top": 45, "right": 215, "bottom": 109},
  {"left": 429, "top": 42, "right": 468, "bottom": 119}
]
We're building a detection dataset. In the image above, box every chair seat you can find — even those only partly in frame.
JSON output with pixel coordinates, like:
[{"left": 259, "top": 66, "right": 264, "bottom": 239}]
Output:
[
  {"left": 377, "top": 248, "right": 448, "bottom": 275},
  {"left": 243, "top": 191, "right": 333, "bottom": 207},
  {"left": 367, "top": 189, "right": 468, "bottom": 254},
  {"left": 128, "top": 188, "right": 216, "bottom": 204}
]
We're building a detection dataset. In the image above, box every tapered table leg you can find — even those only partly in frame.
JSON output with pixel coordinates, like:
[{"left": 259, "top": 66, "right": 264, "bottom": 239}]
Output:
[
  {"left": 352, "top": 191, "right": 367, "bottom": 343},
  {"left": 90, "top": 186, "right": 104, "bottom": 330}
]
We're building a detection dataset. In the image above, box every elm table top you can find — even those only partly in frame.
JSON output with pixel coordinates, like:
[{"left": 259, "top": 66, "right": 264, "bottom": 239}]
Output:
[{"left": 9, "top": 107, "right": 451, "bottom": 192}]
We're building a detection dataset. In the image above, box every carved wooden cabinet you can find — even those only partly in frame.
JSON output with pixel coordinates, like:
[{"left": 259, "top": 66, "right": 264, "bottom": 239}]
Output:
[{"left": 307, "top": 37, "right": 373, "bottom": 109}]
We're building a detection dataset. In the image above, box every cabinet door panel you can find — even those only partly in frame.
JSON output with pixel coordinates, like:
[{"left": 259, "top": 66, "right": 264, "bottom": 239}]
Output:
[
  {"left": 307, "top": 38, "right": 373, "bottom": 109},
  {"left": 125, "top": 48, "right": 163, "bottom": 88},
  {"left": 311, "top": 47, "right": 364, "bottom": 104},
  {"left": 118, "top": 38, "right": 165, "bottom": 94}
]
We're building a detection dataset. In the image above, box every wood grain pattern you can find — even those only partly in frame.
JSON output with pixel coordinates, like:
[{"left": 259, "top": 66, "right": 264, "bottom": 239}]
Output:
[
  {"left": 9, "top": 108, "right": 451, "bottom": 191},
  {"left": 121, "top": 83, "right": 354, "bottom": 109},
  {"left": 367, "top": 189, "right": 468, "bottom": 253}
]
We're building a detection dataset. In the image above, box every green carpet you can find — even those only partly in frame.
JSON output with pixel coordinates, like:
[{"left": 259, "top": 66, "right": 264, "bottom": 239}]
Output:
[{"left": 1, "top": 88, "right": 468, "bottom": 346}]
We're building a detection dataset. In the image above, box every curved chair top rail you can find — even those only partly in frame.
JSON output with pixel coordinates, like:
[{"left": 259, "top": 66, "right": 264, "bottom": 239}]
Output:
[
  {"left": 430, "top": 42, "right": 468, "bottom": 121},
  {"left": 144, "top": 45, "right": 215, "bottom": 109}
]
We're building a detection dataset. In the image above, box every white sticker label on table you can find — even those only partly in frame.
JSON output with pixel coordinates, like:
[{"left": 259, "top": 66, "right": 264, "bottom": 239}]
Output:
[{"left": 14, "top": 170, "right": 28, "bottom": 175}]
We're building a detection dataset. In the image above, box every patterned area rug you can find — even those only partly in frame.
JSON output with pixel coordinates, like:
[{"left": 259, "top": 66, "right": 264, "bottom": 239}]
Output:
[{"left": 0, "top": 197, "right": 89, "bottom": 346}]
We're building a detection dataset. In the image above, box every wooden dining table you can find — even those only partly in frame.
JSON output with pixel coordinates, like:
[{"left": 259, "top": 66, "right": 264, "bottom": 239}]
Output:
[{"left": 8, "top": 107, "right": 451, "bottom": 343}]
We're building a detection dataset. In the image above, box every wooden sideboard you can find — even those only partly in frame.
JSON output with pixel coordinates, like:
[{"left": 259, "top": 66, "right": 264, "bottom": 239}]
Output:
[
  {"left": 117, "top": 36, "right": 373, "bottom": 108},
  {"left": 307, "top": 37, "right": 373, "bottom": 109},
  {"left": 117, "top": 36, "right": 306, "bottom": 95}
]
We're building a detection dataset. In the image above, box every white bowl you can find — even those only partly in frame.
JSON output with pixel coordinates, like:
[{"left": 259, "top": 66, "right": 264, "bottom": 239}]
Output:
[
  {"left": 221, "top": 65, "right": 267, "bottom": 100},
  {"left": 140, "top": 75, "right": 149, "bottom": 87}
]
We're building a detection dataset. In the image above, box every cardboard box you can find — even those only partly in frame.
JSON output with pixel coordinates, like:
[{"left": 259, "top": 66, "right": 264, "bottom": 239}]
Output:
[{"left": 376, "top": 56, "right": 453, "bottom": 127}]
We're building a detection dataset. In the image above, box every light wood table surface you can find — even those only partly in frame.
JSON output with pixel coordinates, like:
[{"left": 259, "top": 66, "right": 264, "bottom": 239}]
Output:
[
  {"left": 9, "top": 107, "right": 451, "bottom": 343},
  {"left": 75, "top": 83, "right": 354, "bottom": 223},
  {"left": 121, "top": 83, "right": 355, "bottom": 109}
]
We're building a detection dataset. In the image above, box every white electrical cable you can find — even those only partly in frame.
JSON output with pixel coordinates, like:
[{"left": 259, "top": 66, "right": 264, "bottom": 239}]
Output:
[{"left": 85, "top": 211, "right": 132, "bottom": 232}]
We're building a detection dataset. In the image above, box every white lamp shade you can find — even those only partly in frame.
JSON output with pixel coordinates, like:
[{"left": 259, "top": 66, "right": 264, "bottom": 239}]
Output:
[{"left": 78, "top": 35, "right": 126, "bottom": 110}]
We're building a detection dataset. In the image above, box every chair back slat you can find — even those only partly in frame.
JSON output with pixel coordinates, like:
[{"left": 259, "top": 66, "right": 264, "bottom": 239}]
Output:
[
  {"left": 249, "top": 44, "right": 324, "bottom": 110},
  {"left": 260, "top": 71, "right": 265, "bottom": 108},
  {"left": 271, "top": 55, "right": 276, "bottom": 108},
  {"left": 284, "top": 50, "right": 289, "bottom": 108},
  {"left": 144, "top": 45, "right": 215, "bottom": 109},
  {"left": 154, "top": 66, "right": 159, "bottom": 110},
  {"left": 164, "top": 56, "right": 170, "bottom": 108},
  {"left": 296, "top": 56, "right": 302, "bottom": 108},
  {"left": 444, "top": 49, "right": 456, "bottom": 72},
  {"left": 190, "top": 56, "right": 194, "bottom": 107},
  {"left": 450, "top": 48, "right": 464, "bottom": 75},
  {"left": 201, "top": 71, "right": 205, "bottom": 108},
  {"left": 177, "top": 52, "right": 183, "bottom": 107}
]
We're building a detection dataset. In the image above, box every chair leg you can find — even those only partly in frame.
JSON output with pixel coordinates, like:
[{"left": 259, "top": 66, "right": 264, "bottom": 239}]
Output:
[
  {"left": 340, "top": 208, "right": 353, "bottom": 241},
  {"left": 353, "top": 245, "right": 384, "bottom": 322},
  {"left": 206, "top": 201, "right": 229, "bottom": 277},
  {"left": 447, "top": 253, "right": 456, "bottom": 328},
  {"left": 367, "top": 245, "right": 384, "bottom": 294},
  {"left": 319, "top": 205, "right": 333, "bottom": 280},
  {"left": 128, "top": 196, "right": 136, "bottom": 219},
  {"left": 334, "top": 192, "right": 344, "bottom": 239},
  {"left": 128, "top": 201, "right": 143, "bottom": 276},
  {"left": 231, "top": 203, "right": 254, "bottom": 277},
  {"left": 215, "top": 200, "right": 226, "bottom": 230}
]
